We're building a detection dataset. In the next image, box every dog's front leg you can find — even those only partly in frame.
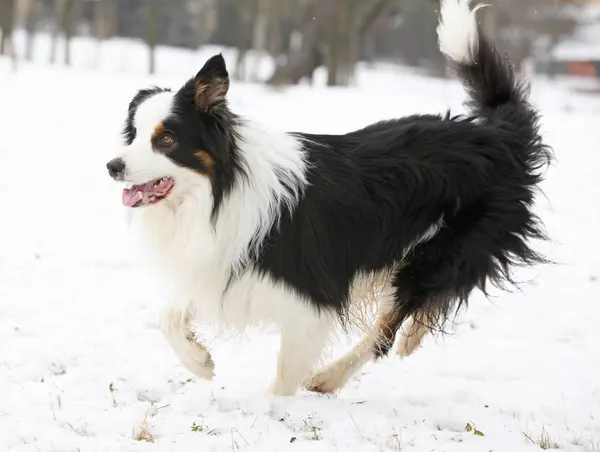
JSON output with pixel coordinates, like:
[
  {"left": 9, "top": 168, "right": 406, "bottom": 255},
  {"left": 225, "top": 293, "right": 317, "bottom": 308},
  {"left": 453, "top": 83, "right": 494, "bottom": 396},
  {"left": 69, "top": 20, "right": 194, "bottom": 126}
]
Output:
[{"left": 159, "top": 306, "right": 215, "bottom": 380}]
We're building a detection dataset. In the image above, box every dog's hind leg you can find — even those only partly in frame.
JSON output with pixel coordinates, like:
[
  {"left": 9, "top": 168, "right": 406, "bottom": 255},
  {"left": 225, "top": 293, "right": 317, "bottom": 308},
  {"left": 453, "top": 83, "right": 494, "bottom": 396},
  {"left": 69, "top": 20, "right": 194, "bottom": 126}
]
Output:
[
  {"left": 396, "top": 314, "right": 430, "bottom": 358},
  {"left": 305, "top": 284, "right": 401, "bottom": 394},
  {"left": 159, "top": 305, "right": 215, "bottom": 380}
]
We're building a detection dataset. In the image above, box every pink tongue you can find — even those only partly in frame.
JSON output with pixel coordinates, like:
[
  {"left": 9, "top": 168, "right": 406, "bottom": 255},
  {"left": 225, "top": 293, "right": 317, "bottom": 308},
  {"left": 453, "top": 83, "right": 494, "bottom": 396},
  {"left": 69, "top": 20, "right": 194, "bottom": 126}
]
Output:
[
  {"left": 122, "top": 181, "right": 153, "bottom": 207},
  {"left": 121, "top": 178, "right": 174, "bottom": 207}
]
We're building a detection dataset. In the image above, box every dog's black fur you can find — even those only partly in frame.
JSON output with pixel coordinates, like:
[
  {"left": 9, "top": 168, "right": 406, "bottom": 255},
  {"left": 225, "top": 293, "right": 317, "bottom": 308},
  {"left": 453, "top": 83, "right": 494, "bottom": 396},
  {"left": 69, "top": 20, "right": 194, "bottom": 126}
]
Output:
[{"left": 251, "top": 23, "right": 551, "bottom": 356}]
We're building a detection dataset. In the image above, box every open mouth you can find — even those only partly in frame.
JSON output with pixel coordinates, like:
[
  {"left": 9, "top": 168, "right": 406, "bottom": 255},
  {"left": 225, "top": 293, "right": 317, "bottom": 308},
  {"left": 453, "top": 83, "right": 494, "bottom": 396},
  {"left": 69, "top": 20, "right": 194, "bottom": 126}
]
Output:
[{"left": 122, "top": 177, "right": 175, "bottom": 208}]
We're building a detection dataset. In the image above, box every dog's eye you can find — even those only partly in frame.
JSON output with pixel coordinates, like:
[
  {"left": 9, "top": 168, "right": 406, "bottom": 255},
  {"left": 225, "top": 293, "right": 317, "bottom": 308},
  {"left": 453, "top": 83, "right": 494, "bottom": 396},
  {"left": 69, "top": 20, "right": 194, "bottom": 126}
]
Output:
[{"left": 160, "top": 132, "right": 175, "bottom": 146}]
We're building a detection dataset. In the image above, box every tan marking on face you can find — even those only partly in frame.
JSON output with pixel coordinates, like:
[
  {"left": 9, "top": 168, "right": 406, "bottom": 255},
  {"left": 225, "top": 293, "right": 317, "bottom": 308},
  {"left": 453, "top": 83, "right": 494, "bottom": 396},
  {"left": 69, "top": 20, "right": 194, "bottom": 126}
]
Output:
[
  {"left": 194, "top": 151, "right": 215, "bottom": 175},
  {"left": 153, "top": 123, "right": 166, "bottom": 136}
]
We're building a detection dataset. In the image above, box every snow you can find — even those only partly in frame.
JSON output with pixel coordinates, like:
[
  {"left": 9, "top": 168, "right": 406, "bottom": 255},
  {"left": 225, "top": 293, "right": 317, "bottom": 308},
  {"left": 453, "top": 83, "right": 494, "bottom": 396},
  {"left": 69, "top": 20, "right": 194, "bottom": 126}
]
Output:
[{"left": 1, "top": 37, "right": 600, "bottom": 452}]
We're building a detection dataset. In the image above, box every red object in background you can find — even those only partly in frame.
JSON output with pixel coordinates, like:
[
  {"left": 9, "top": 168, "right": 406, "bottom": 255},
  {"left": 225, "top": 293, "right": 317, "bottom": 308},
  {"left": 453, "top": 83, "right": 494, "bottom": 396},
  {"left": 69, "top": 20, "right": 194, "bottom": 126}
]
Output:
[{"left": 568, "top": 61, "right": 598, "bottom": 77}]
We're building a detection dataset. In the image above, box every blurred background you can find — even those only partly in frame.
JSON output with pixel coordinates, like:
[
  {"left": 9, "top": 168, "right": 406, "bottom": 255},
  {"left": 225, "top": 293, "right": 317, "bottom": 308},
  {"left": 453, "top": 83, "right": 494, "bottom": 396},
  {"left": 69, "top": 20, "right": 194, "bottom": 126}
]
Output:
[{"left": 0, "top": 0, "right": 599, "bottom": 87}]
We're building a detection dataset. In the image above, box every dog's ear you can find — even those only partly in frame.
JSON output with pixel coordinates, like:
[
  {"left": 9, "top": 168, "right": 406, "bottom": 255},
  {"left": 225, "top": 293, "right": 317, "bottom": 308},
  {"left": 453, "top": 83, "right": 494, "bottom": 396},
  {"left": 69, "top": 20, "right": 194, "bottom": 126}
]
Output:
[{"left": 194, "top": 54, "right": 229, "bottom": 112}]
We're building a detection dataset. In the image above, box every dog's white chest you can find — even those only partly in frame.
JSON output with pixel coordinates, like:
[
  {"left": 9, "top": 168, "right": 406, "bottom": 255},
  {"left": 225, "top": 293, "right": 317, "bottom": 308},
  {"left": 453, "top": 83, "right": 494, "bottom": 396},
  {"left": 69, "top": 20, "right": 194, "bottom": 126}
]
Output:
[{"left": 128, "top": 201, "right": 302, "bottom": 328}]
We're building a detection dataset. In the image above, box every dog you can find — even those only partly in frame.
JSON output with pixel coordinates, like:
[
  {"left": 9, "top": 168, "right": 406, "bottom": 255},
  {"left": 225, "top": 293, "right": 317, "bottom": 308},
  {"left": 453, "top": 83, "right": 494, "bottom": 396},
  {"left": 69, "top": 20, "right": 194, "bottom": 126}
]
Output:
[{"left": 106, "top": 0, "right": 551, "bottom": 396}]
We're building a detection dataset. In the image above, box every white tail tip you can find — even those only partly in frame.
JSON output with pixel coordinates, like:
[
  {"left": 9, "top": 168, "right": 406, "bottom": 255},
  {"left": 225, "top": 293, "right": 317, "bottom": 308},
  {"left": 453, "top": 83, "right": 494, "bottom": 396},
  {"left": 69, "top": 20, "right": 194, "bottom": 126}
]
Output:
[{"left": 437, "top": 0, "right": 484, "bottom": 64}]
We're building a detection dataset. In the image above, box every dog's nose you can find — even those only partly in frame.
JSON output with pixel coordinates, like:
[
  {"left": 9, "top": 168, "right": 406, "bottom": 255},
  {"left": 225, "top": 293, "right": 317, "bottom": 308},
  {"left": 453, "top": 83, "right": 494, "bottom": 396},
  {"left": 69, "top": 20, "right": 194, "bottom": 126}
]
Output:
[{"left": 106, "top": 158, "right": 126, "bottom": 180}]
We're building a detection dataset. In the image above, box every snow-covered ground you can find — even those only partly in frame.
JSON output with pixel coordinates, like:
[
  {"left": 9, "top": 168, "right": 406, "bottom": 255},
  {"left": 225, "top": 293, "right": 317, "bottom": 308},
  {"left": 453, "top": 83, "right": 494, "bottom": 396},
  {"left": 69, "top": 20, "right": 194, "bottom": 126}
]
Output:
[{"left": 1, "top": 38, "right": 599, "bottom": 451}]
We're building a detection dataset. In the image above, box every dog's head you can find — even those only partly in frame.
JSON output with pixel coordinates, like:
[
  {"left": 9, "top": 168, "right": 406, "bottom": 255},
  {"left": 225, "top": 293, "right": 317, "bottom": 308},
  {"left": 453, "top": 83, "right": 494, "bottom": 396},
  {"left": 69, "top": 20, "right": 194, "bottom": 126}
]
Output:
[{"left": 106, "top": 54, "right": 241, "bottom": 212}]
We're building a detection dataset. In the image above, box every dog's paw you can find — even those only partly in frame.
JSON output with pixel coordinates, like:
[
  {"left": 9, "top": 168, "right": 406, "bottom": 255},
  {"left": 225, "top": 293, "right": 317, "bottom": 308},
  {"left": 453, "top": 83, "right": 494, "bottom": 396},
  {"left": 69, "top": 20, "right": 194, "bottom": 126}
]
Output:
[
  {"left": 304, "top": 370, "right": 342, "bottom": 395},
  {"left": 187, "top": 352, "right": 215, "bottom": 380},
  {"left": 178, "top": 342, "right": 215, "bottom": 380}
]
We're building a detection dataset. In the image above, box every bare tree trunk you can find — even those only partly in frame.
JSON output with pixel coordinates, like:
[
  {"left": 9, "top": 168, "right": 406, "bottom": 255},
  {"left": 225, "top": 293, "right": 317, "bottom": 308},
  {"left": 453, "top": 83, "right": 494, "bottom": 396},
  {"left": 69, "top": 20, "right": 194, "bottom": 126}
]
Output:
[
  {"left": 192, "top": 0, "right": 217, "bottom": 46},
  {"left": 49, "top": 0, "right": 64, "bottom": 64},
  {"left": 92, "top": 0, "right": 102, "bottom": 67},
  {"left": 326, "top": 0, "right": 359, "bottom": 86},
  {"left": 94, "top": 0, "right": 116, "bottom": 40},
  {"left": 62, "top": 0, "right": 78, "bottom": 66},
  {"left": 325, "top": 6, "right": 337, "bottom": 86},
  {"left": 147, "top": 0, "right": 158, "bottom": 74},
  {"left": 267, "top": 0, "right": 282, "bottom": 58},
  {"left": 249, "top": 0, "right": 270, "bottom": 81},
  {"left": 359, "top": 0, "right": 391, "bottom": 37},
  {"left": 235, "top": 45, "right": 248, "bottom": 81},
  {"left": 92, "top": 0, "right": 116, "bottom": 67},
  {"left": 0, "top": 0, "right": 17, "bottom": 57},
  {"left": 268, "top": 0, "right": 390, "bottom": 86},
  {"left": 23, "top": 0, "right": 42, "bottom": 61},
  {"left": 235, "top": 0, "right": 255, "bottom": 81},
  {"left": 267, "top": 0, "right": 331, "bottom": 85}
]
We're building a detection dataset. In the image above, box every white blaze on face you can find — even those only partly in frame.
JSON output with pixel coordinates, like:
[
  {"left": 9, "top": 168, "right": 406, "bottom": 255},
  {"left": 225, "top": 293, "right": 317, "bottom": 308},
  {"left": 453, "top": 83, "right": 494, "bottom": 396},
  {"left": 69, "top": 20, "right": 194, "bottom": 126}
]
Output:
[
  {"left": 133, "top": 91, "right": 176, "bottom": 144},
  {"left": 119, "top": 91, "right": 179, "bottom": 185}
]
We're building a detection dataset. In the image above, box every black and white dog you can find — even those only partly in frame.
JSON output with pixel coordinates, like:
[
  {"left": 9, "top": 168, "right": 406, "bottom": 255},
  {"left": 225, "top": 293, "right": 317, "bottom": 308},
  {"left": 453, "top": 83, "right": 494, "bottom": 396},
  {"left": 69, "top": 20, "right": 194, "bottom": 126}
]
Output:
[{"left": 107, "top": 0, "right": 550, "bottom": 396}]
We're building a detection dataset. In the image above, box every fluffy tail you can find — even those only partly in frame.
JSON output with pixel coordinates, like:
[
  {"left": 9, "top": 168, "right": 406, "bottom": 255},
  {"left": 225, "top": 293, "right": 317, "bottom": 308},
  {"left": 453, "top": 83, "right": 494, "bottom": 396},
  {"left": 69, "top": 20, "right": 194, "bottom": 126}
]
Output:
[
  {"left": 437, "top": 0, "right": 551, "bottom": 196},
  {"left": 438, "top": 0, "right": 538, "bottom": 125},
  {"left": 437, "top": 0, "right": 521, "bottom": 118},
  {"left": 384, "top": 0, "right": 554, "bottom": 353}
]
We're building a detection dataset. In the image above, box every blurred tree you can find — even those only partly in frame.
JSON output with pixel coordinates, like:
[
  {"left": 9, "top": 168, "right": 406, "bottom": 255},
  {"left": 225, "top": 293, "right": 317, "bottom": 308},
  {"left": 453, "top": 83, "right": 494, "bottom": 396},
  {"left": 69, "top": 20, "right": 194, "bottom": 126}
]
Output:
[
  {"left": 90, "top": 0, "right": 118, "bottom": 67},
  {"left": 267, "top": 0, "right": 392, "bottom": 86},
  {"left": 191, "top": 0, "right": 218, "bottom": 46},
  {"left": 490, "top": 0, "right": 578, "bottom": 71},
  {"left": 395, "top": 0, "right": 444, "bottom": 75},
  {"left": 47, "top": 0, "right": 80, "bottom": 65},
  {"left": 62, "top": 0, "right": 78, "bottom": 65},
  {"left": 147, "top": 0, "right": 158, "bottom": 74},
  {"left": 266, "top": 0, "right": 283, "bottom": 57},
  {"left": 7, "top": 0, "right": 584, "bottom": 80},
  {"left": 211, "top": 0, "right": 243, "bottom": 48},
  {"left": 325, "top": 0, "right": 359, "bottom": 86},
  {"left": 234, "top": 0, "right": 255, "bottom": 81},
  {"left": 115, "top": 0, "right": 144, "bottom": 41},
  {"left": 163, "top": 0, "right": 197, "bottom": 49},
  {"left": 49, "top": 0, "right": 63, "bottom": 64},
  {"left": 249, "top": 0, "right": 270, "bottom": 80},
  {"left": 0, "top": 0, "right": 17, "bottom": 57},
  {"left": 93, "top": 0, "right": 117, "bottom": 41},
  {"left": 266, "top": 0, "right": 327, "bottom": 85},
  {"left": 21, "top": 0, "right": 43, "bottom": 61}
]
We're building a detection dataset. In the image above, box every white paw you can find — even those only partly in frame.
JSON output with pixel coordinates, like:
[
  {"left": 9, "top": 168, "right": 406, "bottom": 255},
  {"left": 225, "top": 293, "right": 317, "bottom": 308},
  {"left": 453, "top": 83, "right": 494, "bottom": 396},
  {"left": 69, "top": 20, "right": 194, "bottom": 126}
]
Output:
[
  {"left": 305, "top": 368, "right": 346, "bottom": 394},
  {"left": 180, "top": 344, "right": 215, "bottom": 380},
  {"left": 174, "top": 333, "right": 215, "bottom": 380}
]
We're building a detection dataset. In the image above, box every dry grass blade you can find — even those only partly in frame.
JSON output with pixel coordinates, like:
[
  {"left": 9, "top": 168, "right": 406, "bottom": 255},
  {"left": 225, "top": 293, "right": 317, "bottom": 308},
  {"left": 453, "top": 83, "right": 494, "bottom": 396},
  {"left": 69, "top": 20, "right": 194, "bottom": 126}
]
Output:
[{"left": 135, "top": 407, "right": 154, "bottom": 443}]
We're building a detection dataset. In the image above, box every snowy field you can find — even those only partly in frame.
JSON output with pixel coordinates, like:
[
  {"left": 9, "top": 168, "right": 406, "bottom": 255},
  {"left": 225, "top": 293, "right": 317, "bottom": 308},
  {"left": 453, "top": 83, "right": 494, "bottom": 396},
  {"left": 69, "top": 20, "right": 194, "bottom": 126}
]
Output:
[{"left": 1, "top": 36, "right": 600, "bottom": 452}]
